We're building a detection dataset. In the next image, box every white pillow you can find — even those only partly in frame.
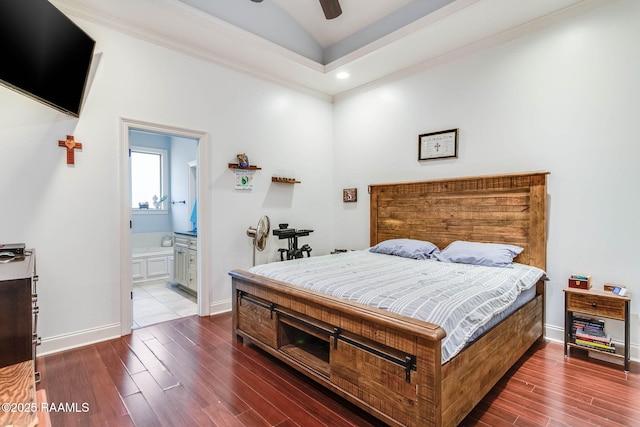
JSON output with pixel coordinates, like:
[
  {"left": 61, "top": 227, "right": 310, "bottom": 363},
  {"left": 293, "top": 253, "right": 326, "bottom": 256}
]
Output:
[
  {"left": 434, "top": 241, "right": 523, "bottom": 268},
  {"left": 369, "top": 239, "right": 439, "bottom": 260}
]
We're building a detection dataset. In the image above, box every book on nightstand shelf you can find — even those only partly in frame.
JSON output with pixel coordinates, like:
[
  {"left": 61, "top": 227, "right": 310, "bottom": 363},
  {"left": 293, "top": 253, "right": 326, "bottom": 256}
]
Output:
[
  {"left": 574, "top": 339, "right": 616, "bottom": 353},
  {"left": 571, "top": 316, "right": 616, "bottom": 353}
]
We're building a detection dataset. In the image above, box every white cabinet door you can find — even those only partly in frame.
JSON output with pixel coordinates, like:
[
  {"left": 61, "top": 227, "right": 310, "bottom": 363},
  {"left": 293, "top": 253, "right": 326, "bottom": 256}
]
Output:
[
  {"left": 147, "top": 256, "right": 169, "bottom": 278},
  {"left": 187, "top": 249, "right": 197, "bottom": 292},
  {"left": 174, "top": 246, "right": 188, "bottom": 286},
  {"left": 132, "top": 259, "right": 146, "bottom": 282}
]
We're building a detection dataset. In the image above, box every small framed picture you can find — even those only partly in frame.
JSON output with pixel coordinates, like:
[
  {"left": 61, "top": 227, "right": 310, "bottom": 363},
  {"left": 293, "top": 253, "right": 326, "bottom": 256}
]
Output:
[
  {"left": 343, "top": 188, "right": 357, "bottom": 202},
  {"left": 234, "top": 169, "right": 254, "bottom": 190},
  {"left": 419, "top": 128, "right": 458, "bottom": 160}
]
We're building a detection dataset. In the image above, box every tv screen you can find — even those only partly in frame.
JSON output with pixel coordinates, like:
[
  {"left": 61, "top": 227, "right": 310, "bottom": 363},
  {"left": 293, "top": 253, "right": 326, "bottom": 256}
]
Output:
[{"left": 0, "top": 0, "right": 95, "bottom": 117}]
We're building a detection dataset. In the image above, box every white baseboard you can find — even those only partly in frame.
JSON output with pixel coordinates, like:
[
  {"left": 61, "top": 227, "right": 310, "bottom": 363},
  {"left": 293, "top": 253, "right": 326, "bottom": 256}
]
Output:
[
  {"left": 37, "top": 323, "right": 121, "bottom": 357},
  {"left": 544, "top": 324, "right": 565, "bottom": 344},
  {"left": 209, "top": 299, "right": 231, "bottom": 316}
]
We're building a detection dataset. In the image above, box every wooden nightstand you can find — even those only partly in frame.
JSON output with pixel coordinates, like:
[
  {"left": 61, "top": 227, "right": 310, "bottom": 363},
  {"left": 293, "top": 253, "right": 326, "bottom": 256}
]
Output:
[{"left": 564, "top": 288, "right": 631, "bottom": 371}]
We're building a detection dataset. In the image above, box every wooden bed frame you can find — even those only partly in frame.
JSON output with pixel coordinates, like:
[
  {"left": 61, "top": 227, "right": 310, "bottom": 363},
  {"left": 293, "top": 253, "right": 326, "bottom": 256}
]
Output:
[{"left": 229, "top": 171, "right": 548, "bottom": 426}]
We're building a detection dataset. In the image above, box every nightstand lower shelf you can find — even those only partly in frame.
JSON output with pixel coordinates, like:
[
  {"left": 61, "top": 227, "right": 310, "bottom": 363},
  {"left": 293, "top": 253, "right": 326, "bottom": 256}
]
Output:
[{"left": 566, "top": 341, "right": 626, "bottom": 359}]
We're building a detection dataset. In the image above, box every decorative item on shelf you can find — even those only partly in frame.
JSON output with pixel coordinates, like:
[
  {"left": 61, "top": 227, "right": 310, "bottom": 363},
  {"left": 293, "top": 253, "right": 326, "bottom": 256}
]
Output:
[
  {"left": 138, "top": 202, "right": 149, "bottom": 209},
  {"left": 228, "top": 154, "right": 260, "bottom": 173},
  {"left": 272, "top": 177, "right": 300, "bottom": 184},
  {"left": 237, "top": 153, "right": 249, "bottom": 167},
  {"left": 418, "top": 128, "right": 458, "bottom": 161},
  {"left": 343, "top": 188, "right": 357, "bottom": 202},
  {"left": 604, "top": 283, "right": 627, "bottom": 295},
  {"left": 152, "top": 195, "right": 168, "bottom": 209},
  {"left": 58, "top": 135, "right": 83, "bottom": 165},
  {"left": 568, "top": 274, "right": 591, "bottom": 289}
]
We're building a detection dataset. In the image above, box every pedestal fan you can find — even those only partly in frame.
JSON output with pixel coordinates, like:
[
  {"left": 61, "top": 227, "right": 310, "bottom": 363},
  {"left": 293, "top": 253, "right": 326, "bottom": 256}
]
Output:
[{"left": 246, "top": 215, "right": 270, "bottom": 266}]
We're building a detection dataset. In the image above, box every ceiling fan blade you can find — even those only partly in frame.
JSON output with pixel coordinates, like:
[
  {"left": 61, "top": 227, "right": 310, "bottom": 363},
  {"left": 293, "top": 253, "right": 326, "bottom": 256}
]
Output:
[{"left": 319, "top": 0, "right": 342, "bottom": 20}]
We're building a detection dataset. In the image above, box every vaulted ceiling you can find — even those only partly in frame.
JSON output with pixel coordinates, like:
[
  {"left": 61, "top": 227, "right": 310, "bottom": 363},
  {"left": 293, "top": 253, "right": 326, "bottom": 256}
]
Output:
[{"left": 53, "top": 0, "right": 614, "bottom": 100}]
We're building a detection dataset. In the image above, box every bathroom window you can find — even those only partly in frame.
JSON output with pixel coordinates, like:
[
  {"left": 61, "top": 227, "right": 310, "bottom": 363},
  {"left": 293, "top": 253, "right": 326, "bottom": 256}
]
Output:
[{"left": 131, "top": 146, "right": 169, "bottom": 212}]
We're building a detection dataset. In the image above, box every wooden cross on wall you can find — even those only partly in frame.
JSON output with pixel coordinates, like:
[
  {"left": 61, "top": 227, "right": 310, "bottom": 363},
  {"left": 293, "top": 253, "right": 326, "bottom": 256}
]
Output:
[{"left": 58, "top": 135, "right": 82, "bottom": 165}]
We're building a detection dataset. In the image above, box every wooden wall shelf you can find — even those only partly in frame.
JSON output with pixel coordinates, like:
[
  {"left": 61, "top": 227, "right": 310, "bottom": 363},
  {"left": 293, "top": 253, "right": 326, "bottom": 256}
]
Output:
[
  {"left": 272, "top": 177, "right": 300, "bottom": 184},
  {"left": 228, "top": 163, "right": 261, "bottom": 170}
]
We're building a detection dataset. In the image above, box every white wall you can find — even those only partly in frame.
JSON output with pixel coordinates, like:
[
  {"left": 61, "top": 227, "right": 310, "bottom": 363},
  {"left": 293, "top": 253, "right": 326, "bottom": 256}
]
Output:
[
  {"left": 0, "top": 17, "right": 333, "bottom": 353},
  {"left": 333, "top": 0, "right": 640, "bottom": 356}
]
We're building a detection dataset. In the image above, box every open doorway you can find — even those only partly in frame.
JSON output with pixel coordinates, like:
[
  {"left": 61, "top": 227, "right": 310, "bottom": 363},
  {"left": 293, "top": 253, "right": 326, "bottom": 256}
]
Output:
[
  {"left": 119, "top": 119, "right": 209, "bottom": 335},
  {"left": 129, "top": 130, "right": 198, "bottom": 328}
]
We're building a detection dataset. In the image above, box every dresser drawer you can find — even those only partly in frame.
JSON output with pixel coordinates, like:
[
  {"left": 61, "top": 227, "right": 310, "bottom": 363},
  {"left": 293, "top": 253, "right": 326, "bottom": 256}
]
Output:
[{"left": 566, "top": 292, "right": 625, "bottom": 320}]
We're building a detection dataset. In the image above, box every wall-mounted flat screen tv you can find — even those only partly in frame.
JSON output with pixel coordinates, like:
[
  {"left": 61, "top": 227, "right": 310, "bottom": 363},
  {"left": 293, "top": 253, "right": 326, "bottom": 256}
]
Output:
[{"left": 0, "top": 0, "right": 95, "bottom": 117}]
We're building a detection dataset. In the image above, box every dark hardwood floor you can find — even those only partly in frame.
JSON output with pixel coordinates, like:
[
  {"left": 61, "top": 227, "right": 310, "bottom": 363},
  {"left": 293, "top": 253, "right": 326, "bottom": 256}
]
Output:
[{"left": 36, "top": 313, "right": 640, "bottom": 426}]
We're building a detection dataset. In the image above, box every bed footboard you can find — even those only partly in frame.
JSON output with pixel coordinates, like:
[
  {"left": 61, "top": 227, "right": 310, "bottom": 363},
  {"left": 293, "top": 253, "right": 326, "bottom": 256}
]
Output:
[{"left": 230, "top": 270, "right": 446, "bottom": 427}]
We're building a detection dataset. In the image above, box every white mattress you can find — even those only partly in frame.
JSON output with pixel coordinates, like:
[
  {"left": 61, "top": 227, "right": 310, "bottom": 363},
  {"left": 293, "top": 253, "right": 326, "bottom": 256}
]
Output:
[{"left": 249, "top": 250, "right": 546, "bottom": 363}]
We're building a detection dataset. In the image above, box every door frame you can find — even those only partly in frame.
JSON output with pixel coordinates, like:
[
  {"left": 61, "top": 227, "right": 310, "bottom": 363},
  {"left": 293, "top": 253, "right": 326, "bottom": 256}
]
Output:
[{"left": 119, "top": 118, "right": 210, "bottom": 335}]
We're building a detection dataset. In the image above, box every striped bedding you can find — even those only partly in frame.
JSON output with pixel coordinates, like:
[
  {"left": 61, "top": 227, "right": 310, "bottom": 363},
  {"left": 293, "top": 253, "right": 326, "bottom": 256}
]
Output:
[{"left": 249, "top": 250, "right": 546, "bottom": 363}]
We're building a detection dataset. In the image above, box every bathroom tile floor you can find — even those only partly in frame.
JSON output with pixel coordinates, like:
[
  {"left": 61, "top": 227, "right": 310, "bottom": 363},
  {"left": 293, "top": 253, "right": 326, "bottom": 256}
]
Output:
[{"left": 132, "top": 279, "right": 197, "bottom": 328}]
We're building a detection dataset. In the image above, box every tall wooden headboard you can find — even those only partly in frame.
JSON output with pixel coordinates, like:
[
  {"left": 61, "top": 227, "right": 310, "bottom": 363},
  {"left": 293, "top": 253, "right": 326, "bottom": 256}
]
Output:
[{"left": 369, "top": 171, "right": 549, "bottom": 270}]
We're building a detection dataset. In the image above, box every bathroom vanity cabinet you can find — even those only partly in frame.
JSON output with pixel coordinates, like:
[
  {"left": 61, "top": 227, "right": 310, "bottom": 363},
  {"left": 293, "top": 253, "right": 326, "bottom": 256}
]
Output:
[{"left": 174, "top": 232, "right": 197, "bottom": 294}]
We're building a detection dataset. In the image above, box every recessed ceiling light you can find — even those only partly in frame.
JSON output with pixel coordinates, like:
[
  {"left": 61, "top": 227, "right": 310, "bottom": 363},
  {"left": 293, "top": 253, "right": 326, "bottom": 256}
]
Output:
[{"left": 336, "top": 71, "right": 350, "bottom": 80}]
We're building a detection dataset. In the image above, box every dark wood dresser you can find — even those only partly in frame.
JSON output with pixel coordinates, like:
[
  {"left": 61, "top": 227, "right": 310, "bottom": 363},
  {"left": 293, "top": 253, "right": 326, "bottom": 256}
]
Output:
[{"left": 0, "top": 250, "right": 39, "bottom": 377}]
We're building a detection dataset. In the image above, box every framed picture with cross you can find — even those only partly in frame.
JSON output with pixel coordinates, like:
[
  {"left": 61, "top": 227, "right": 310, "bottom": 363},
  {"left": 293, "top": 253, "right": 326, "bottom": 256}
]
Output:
[{"left": 418, "top": 128, "right": 458, "bottom": 161}]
